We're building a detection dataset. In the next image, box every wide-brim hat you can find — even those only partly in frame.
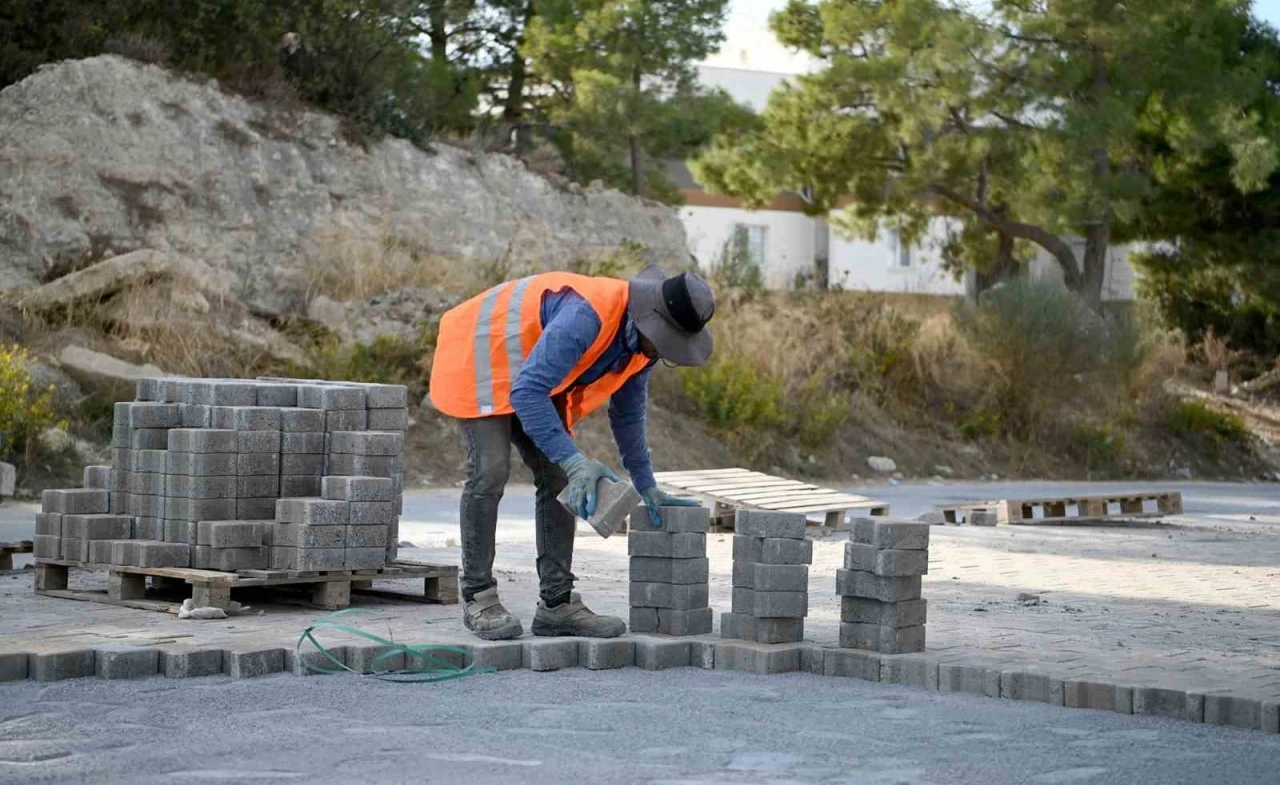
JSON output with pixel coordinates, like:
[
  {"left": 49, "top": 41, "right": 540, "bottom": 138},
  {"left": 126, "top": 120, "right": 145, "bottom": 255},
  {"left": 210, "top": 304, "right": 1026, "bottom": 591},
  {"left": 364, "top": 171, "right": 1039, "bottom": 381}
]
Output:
[{"left": 628, "top": 265, "right": 715, "bottom": 367}]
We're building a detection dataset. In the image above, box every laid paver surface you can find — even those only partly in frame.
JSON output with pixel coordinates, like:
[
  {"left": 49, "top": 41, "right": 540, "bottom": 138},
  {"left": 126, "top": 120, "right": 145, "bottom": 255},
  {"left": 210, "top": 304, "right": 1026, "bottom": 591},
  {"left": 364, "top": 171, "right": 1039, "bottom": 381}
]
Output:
[{"left": 1, "top": 481, "right": 1278, "bottom": 703}]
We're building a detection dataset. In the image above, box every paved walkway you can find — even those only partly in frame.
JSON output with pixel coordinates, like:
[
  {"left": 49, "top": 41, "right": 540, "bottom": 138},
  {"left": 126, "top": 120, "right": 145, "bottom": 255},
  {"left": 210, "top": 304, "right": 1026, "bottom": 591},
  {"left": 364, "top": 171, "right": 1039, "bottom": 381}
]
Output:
[{"left": 2, "top": 481, "right": 1278, "bottom": 717}]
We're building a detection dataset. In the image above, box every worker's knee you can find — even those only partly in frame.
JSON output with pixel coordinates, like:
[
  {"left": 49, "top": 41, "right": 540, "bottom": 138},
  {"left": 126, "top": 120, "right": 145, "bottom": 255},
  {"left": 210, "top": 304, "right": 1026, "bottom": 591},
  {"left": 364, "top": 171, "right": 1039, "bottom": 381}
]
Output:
[{"left": 465, "top": 439, "right": 511, "bottom": 497}]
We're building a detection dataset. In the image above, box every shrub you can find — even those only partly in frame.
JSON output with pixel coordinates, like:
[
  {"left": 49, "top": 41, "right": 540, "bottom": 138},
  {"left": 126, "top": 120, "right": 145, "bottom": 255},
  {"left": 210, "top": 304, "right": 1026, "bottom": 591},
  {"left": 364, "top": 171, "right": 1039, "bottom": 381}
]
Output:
[
  {"left": 680, "top": 356, "right": 784, "bottom": 432},
  {"left": 296, "top": 335, "right": 428, "bottom": 398},
  {"left": 0, "top": 345, "right": 64, "bottom": 464},
  {"left": 1165, "top": 400, "right": 1248, "bottom": 444}
]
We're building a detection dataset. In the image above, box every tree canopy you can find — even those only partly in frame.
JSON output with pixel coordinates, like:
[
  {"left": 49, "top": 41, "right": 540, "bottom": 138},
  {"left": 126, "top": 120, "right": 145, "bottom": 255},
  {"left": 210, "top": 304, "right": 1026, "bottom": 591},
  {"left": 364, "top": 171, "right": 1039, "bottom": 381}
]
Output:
[{"left": 693, "top": 0, "right": 1280, "bottom": 302}]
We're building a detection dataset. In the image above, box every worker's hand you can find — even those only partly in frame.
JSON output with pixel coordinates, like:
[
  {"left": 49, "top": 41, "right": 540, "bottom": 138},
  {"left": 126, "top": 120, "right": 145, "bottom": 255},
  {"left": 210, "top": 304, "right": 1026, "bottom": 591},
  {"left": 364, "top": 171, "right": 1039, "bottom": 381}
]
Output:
[
  {"left": 641, "top": 486, "right": 702, "bottom": 529},
  {"left": 559, "top": 453, "right": 620, "bottom": 519}
]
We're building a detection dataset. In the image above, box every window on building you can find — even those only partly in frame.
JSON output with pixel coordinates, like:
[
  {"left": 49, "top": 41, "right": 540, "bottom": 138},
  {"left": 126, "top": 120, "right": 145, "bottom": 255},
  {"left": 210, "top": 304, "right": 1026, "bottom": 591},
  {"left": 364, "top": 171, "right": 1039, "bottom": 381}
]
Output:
[
  {"left": 732, "top": 224, "right": 768, "bottom": 268},
  {"left": 888, "top": 230, "right": 912, "bottom": 268}
]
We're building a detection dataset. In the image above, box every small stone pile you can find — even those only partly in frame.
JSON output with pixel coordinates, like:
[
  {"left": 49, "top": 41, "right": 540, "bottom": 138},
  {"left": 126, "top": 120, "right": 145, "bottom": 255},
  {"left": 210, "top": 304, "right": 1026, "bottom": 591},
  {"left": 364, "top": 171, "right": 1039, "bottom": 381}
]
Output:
[
  {"left": 835, "top": 518, "right": 929, "bottom": 654},
  {"left": 33, "top": 376, "right": 409, "bottom": 574},
  {"left": 722, "top": 510, "right": 811, "bottom": 644},
  {"left": 627, "top": 505, "right": 714, "bottom": 635}
]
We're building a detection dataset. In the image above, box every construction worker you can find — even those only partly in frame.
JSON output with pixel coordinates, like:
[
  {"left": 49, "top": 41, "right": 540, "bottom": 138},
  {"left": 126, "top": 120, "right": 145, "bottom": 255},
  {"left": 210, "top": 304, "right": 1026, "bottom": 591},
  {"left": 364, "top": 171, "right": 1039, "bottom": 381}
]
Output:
[{"left": 429, "top": 266, "right": 715, "bottom": 640}]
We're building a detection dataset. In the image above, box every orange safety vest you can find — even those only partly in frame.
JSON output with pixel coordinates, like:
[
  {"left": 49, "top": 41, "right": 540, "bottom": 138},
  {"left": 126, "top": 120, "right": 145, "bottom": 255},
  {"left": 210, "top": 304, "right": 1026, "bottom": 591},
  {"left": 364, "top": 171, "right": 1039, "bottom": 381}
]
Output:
[{"left": 429, "top": 272, "right": 653, "bottom": 429}]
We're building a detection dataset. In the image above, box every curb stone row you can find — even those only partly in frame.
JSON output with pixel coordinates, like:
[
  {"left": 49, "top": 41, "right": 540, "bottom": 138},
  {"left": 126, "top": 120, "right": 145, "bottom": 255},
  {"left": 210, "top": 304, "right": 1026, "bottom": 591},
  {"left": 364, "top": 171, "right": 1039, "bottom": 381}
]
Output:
[{"left": 1, "top": 639, "right": 1275, "bottom": 734}]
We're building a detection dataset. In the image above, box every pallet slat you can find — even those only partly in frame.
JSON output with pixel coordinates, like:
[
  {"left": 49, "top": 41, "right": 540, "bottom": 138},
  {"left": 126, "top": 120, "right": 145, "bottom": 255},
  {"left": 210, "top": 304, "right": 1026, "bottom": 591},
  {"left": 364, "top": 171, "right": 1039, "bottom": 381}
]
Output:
[{"left": 656, "top": 466, "right": 888, "bottom": 527}]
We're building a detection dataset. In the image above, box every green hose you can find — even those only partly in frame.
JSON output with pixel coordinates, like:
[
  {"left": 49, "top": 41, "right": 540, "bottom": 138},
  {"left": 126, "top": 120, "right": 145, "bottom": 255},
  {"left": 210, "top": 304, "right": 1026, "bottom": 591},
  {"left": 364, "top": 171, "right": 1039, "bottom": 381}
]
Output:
[{"left": 296, "top": 608, "right": 493, "bottom": 683}]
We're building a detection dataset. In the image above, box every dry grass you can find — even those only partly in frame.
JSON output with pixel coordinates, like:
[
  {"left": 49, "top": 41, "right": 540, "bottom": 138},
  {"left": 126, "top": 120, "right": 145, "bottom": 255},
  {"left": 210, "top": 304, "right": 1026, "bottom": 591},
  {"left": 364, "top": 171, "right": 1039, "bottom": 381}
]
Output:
[{"left": 299, "top": 224, "right": 489, "bottom": 303}]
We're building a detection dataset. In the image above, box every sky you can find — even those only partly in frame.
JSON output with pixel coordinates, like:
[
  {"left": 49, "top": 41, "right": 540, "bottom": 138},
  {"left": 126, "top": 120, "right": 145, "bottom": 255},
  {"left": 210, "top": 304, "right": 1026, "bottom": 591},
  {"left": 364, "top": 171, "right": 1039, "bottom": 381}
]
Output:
[{"left": 708, "top": 0, "right": 1280, "bottom": 74}]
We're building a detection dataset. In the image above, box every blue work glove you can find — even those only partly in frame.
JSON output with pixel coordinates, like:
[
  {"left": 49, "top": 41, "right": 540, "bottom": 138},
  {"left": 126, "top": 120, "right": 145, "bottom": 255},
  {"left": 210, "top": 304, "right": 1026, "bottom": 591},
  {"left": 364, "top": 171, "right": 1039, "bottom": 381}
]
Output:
[
  {"left": 559, "top": 453, "right": 620, "bottom": 519},
  {"left": 641, "top": 486, "right": 702, "bottom": 529}
]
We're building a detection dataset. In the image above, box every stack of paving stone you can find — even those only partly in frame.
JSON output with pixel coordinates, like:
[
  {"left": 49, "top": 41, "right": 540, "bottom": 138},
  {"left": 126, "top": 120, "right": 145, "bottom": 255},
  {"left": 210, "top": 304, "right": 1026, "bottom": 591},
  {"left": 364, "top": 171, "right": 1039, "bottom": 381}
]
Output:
[
  {"left": 721, "top": 510, "right": 810, "bottom": 644},
  {"left": 835, "top": 518, "right": 929, "bottom": 654},
  {"left": 627, "top": 505, "right": 713, "bottom": 635},
  {"left": 32, "top": 376, "right": 410, "bottom": 575}
]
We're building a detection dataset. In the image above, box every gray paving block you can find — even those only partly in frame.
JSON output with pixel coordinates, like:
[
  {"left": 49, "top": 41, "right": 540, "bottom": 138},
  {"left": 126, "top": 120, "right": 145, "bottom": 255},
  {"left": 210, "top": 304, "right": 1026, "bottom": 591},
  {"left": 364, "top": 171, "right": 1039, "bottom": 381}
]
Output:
[
  {"left": 132, "top": 516, "right": 162, "bottom": 540},
  {"left": 300, "top": 384, "right": 367, "bottom": 410},
  {"left": 277, "top": 498, "right": 349, "bottom": 525},
  {"left": 130, "top": 494, "right": 164, "bottom": 518},
  {"left": 35, "top": 512, "right": 62, "bottom": 536},
  {"left": 280, "top": 475, "right": 323, "bottom": 497},
  {"left": 82, "top": 465, "right": 112, "bottom": 489},
  {"left": 61, "top": 537, "right": 87, "bottom": 561},
  {"left": 629, "top": 607, "right": 659, "bottom": 633},
  {"left": 368, "top": 408, "right": 410, "bottom": 430},
  {"left": 237, "top": 475, "right": 280, "bottom": 498},
  {"left": 136, "top": 541, "right": 191, "bottom": 568},
  {"left": 732, "top": 535, "right": 763, "bottom": 563},
  {"left": 111, "top": 424, "right": 133, "bottom": 448},
  {"left": 347, "top": 644, "right": 406, "bottom": 674},
  {"left": 344, "top": 547, "right": 385, "bottom": 570},
  {"left": 168, "top": 429, "right": 238, "bottom": 453},
  {"left": 1063, "top": 679, "right": 1122, "bottom": 711},
  {"left": 167, "top": 451, "right": 237, "bottom": 476},
  {"left": 715, "top": 640, "right": 803, "bottom": 674},
  {"left": 41, "top": 488, "right": 110, "bottom": 514},
  {"left": 939, "top": 663, "right": 1001, "bottom": 697},
  {"left": 523, "top": 639, "right": 579, "bottom": 671},
  {"left": 0, "top": 652, "right": 29, "bottom": 682},
  {"left": 800, "top": 645, "right": 824, "bottom": 675},
  {"left": 133, "top": 449, "right": 168, "bottom": 474},
  {"left": 287, "top": 547, "right": 346, "bottom": 571},
  {"left": 270, "top": 547, "right": 297, "bottom": 570},
  {"left": 255, "top": 384, "right": 298, "bottom": 407},
  {"left": 840, "top": 597, "right": 927, "bottom": 628},
  {"left": 840, "top": 623, "right": 925, "bottom": 654},
  {"left": 751, "top": 617, "right": 804, "bottom": 644},
  {"left": 470, "top": 641, "right": 523, "bottom": 671},
  {"left": 34, "top": 534, "right": 60, "bottom": 559},
  {"left": 1262, "top": 700, "right": 1279, "bottom": 734},
  {"left": 130, "top": 428, "right": 172, "bottom": 450},
  {"left": 196, "top": 521, "right": 264, "bottom": 548},
  {"left": 157, "top": 379, "right": 188, "bottom": 403},
  {"left": 880, "top": 653, "right": 940, "bottom": 689},
  {"left": 328, "top": 430, "right": 404, "bottom": 456},
  {"left": 852, "top": 518, "right": 930, "bottom": 550},
  {"left": 223, "top": 647, "right": 286, "bottom": 678},
  {"left": 752, "top": 563, "right": 808, "bottom": 592},
  {"left": 730, "top": 587, "right": 754, "bottom": 615},
  {"left": 835, "top": 569, "right": 922, "bottom": 602},
  {"left": 629, "top": 582, "right": 709, "bottom": 610},
  {"left": 629, "top": 556, "right": 709, "bottom": 585},
  {"left": 237, "top": 430, "right": 280, "bottom": 454},
  {"left": 1115, "top": 686, "right": 1134, "bottom": 715},
  {"left": 345, "top": 525, "right": 388, "bottom": 547},
  {"left": 114, "top": 400, "right": 134, "bottom": 425},
  {"left": 845, "top": 542, "right": 929, "bottom": 576},
  {"left": 237, "top": 498, "right": 278, "bottom": 520},
  {"left": 281, "top": 410, "right": 326, "bottom": 433},
  {"left": 128, "top": 402, "right": 182, "bottom": 428},
  {"left": 181, "top": 404, "right": 212, "bottom": 427},
  {"left": 634, "top": 638, "right": 692, "bottom": 670},
  {"left": 286, "top": 646, "right": 350, "bottom": 676},
  {"left": 658, "top": 607, "right": 714, "bottom": 635},
  {"left": 720, "top": 611, "right": 753, "bottom": 640},
  {"left": 824, "top": 648, "right": 881, "bottom": 680},
  {"left": 349, "top": 501, "right": 396, "bottom": 525},
  {"left": 227, "top": 406, "right": 281, "bottom": 431},
  {"left": 322, "top": 475, "right": 397, "bottom": 502},
  {"left": 627, "top": 531, "right": 705, "bottom": 559},
  {"left": 760, "top": 537, "right": 812, "bottom": 565},
  {"left": 87, "top": 540, "right": 114, "bottom": 564},
  {"left": 166, "top": 475, "right": 236, "bottom": 499},
  {"left": 753, "top": 590, "right": 808, "bottom": 618},
  {"left": 63, "top": 513, "right": 132, "bottom": 540},
  {"left": 111, "top": 448, "right": 135, "bottom": 474},
  {"left": 1000, "top": 671, "right": 1063, "bottom": 704},
  {"left": 282, "top": 454, "right": 326, "bottom": 475},
  {"left": 129, "top": 472, "right": 166, "bottom": 495},
  {"left": 628, "top": 505, "right": 710, "bottom": 533},
  {"left": 162, "top": 647, "right": 227, "bottom": 678},
  {"left": 110, "top": 540, "right": 140, "bottom": 566},
  {"left": 32, "top": 649, "right": 95, "bottom": 681},
  {"left": 561, "top": 478, "right": 641, "bottom": 538},
  {"left": 237, "top": 452, "right": 281, "bottom": 476},
  {"left": 690, "top": 640, "right": 716, "bottom": 670},
  {"left": 365, "top": 384, "right": 409, "bottom": 408},
  {"left": 326, "top": 409, "right": 369, "bottom": 431},
  {"left": 579, "top": 638, "right": 635, "bottom": 670},
  {"left": 734, "top": 510, "right": 806, "bottom": 539},
  {"left": 731, "top": 561, "right": 755, "bottom": 589},
  {"left": 95, "top": 646, "right": 159, "bottom": 679},
  {"left": 163, "top": 519, "right": 192, "bottom": 544},
  {"left": 1204, "top": 693, "right": 1262, "bottom": 730},
  {"left": 326, "top": 453, "right": 400, "bottom": 478}
]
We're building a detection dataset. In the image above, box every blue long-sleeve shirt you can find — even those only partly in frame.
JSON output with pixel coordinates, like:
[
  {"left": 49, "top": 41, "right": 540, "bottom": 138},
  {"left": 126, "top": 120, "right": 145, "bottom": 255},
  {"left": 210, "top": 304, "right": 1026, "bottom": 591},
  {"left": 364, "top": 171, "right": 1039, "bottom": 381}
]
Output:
[{"left": 509, "top": 288, "right": 658, "bottom": 492}]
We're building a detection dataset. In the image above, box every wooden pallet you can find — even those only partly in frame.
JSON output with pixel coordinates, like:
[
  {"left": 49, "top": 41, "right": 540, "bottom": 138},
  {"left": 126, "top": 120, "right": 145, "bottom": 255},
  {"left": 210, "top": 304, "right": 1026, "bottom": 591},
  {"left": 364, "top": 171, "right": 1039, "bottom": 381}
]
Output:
[
  {"left": 34, "top": 559, "right": 459, "bottom": 613},
  {"left": 0, "top": 539, "right": 33, "bottom": 574},
  {"left": 654, "top": 468, "right": 889, "bottom": 530},
  {"left": 935, "top": 491, "right": 1183, "bottom": 525}
]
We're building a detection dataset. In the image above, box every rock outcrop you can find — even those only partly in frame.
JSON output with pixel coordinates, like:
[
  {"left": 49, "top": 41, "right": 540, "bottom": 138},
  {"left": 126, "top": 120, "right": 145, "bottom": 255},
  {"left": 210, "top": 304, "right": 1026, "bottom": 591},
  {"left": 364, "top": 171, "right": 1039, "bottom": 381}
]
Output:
[{"left": 0, "top": 56, "right": 691, "bottom": 315}]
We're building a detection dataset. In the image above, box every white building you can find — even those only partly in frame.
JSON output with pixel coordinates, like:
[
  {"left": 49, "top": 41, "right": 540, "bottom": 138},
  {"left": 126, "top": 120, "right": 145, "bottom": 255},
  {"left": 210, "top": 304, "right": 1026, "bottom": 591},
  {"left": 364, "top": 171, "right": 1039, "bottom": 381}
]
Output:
[{"left": 678, "top": 59, "right": 1141, "bottom": 301}]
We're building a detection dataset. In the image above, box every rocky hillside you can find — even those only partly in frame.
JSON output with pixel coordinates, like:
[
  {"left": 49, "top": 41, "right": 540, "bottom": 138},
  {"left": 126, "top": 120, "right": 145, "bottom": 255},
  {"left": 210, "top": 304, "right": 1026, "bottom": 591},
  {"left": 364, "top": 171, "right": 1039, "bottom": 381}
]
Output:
[{"left": 0, "top": 56, "right": 689, "bottom": 316}]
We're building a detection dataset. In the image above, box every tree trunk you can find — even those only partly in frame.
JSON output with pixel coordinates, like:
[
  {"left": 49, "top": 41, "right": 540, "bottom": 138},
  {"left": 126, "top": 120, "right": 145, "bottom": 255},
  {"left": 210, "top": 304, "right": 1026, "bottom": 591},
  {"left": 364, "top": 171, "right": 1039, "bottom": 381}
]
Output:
[
  {"left": 628, "top": 64, "right": 642, "bottom": 195},
  {"left": 500, "top": 2, "right": 534, "bottom": 150},
  {"left": 428, "top": 2, "right": 448, "bottom": 64},
  {"left": 1081, "top": 223, "right": 1110, "bottom": 305},
  {"left": 975, "top": 228, "right": 1020, "bottom": 296}
]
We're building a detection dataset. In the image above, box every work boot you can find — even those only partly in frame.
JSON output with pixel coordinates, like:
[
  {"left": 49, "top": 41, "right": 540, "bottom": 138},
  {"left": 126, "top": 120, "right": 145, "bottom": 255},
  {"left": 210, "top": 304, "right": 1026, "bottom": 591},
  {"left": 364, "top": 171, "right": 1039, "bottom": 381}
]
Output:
[
  {"left": 531, "top": 592, "right": 626, "bottom": 638},
  {"left": 463, "top": 587, "right": 524, "bottom": 641}
]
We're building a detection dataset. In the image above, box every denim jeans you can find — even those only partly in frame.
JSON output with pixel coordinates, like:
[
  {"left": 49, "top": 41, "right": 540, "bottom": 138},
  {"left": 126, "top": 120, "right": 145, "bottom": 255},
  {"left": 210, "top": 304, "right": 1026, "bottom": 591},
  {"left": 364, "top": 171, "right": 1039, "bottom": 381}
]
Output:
[{"left": 457, "top": 415, "right": 576, "bottom": 604}]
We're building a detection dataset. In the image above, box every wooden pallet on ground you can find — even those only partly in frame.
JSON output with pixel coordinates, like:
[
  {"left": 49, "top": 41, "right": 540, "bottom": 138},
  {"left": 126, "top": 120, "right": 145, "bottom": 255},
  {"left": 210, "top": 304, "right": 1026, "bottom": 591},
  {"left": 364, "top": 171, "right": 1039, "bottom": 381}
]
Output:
[
  {"left": 0, "top": 540, "right": 33, "bottom": 574},
  {"left": 33, "top": 559, "right": 459, "bottom": 613},
  {"left": 935, "top": 491, "right": 1183, "bottom": 525},
  {"left": 654, "top": 468, "right": 889, "bottom": 530}
]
